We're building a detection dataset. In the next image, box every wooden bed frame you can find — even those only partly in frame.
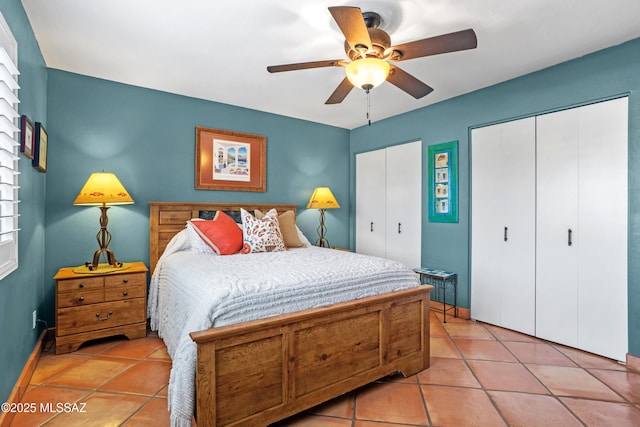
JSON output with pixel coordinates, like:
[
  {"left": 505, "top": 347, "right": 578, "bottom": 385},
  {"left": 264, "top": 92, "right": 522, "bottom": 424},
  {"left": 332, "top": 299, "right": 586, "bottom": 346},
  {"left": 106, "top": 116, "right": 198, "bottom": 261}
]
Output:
[{"left": 149, "top": 202, "right": 432, "bottom": 426}]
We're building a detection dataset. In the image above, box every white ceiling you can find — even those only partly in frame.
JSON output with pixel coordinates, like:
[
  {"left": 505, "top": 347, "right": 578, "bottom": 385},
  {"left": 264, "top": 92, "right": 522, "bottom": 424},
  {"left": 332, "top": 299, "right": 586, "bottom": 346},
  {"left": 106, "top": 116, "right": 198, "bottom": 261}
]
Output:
[{"left": 20, "top": 0, "right": 640, "bottom": 129}]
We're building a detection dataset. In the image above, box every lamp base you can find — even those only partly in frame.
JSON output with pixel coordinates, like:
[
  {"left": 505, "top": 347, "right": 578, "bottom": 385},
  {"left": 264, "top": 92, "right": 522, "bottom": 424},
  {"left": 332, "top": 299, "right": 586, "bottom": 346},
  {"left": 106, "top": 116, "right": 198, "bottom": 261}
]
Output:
[
  {"left": 73, "top": 262, "right": 131, "bottom": 274},
  {"left": 85, "top": 247, "right": 123, "bottom": 271},
  {"left": 84, "top": 204, "right": 123, "bottom": 271},
  {"left": 315, "top": 209, "right": 331, "bottom": 248}
]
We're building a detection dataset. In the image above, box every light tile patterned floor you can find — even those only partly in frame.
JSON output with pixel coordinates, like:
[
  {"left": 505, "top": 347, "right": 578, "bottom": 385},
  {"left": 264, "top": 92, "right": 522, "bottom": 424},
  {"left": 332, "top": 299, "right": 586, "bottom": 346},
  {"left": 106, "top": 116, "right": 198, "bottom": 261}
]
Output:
[{"left": 12, "top": 310, "right": 640, "bottom": 426}]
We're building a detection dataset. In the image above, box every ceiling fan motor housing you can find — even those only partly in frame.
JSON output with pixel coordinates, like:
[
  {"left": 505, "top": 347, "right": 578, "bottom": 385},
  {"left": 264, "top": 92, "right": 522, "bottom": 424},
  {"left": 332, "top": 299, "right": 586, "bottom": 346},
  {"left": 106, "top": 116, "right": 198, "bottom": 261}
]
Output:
[{"left": 345, "top": 27, "right": 391, "bottom": 60}]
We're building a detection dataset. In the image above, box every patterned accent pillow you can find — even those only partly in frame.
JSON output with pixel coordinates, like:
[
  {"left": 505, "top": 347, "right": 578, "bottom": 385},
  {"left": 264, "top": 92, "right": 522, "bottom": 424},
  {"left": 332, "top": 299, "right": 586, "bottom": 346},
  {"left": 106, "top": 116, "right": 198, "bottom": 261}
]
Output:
[
  {"left": 240, "top": 208, "right": 286, "bottom": 253},
  {"left": 254, "top": 209, "right": 305, "bottom": 248}
]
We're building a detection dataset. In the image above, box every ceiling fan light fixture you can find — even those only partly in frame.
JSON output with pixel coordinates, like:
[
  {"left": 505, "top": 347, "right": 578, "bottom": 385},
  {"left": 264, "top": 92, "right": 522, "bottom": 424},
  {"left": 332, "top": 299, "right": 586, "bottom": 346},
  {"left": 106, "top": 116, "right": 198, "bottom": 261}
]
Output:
[{"left": 345, "top": 58, "right": 390, "bottom": 91}]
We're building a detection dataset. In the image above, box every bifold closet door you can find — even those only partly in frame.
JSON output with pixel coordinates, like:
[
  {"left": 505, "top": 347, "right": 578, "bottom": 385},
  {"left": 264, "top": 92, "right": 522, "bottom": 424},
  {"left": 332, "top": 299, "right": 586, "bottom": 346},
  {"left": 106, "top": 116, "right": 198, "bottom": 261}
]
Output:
[
  {"left": 385, "top": 141, "right": 422, "bottom": 269},
  {"left": 537, "top": 97, "right": 628, "bottom": 361},
  {"left": 471, "top": 117, "right": 536, "bottom": 334},
  {"left": 535, "top": 108, "right": 579, "bottom": 348},
  {"left": 356, "top": 142, "right": 422, "bottom": 269},
  {"left": 355, "top": 149, "right": 387, "bottom": 259},
  {"left": 577, "top": 98, "right": 627, "bottom": 361}
]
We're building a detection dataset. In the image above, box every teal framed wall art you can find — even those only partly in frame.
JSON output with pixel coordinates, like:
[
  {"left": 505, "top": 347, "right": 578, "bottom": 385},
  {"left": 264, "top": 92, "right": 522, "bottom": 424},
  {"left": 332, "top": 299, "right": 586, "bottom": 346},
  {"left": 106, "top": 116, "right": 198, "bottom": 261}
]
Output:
[{"left": 428, "top": 141, "right": 458, "bottom": 223}]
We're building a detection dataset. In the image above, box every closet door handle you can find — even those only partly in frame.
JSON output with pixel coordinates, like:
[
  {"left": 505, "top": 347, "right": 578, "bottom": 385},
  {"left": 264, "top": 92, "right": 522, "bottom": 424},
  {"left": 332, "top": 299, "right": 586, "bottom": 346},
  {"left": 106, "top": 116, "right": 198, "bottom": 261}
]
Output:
[
  {"left": 398, "top": 222, "right": 402, "bottom": 234},
  {"left": 504, "top": 227, "right": 508, "bottom": 242},
  {"left": 370, "top": 222, "right": 374, "bottom": 232},
  {"left": 568, "top": 229, "right": 573, "bottom": 246}
]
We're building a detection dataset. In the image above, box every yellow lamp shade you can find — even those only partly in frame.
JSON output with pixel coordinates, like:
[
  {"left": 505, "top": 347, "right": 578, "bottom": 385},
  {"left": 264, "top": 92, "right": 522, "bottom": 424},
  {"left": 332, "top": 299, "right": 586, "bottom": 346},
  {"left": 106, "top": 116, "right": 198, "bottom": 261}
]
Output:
[
  {"left": 74, "top": 172, "right": 134, "bottom": 206},
  {"left": 345, "top": 58, "right": 390, "bottom": 90},
  {"left": 307, "top": 187, "right": 340, "bottom": 209}
]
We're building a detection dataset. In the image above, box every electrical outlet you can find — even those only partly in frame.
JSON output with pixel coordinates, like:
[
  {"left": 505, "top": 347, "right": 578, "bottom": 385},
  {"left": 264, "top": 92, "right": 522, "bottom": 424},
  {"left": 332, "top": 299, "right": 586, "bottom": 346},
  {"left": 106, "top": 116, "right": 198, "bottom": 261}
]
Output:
[{"left": 32, "top": 310, "right": 36, "bottom": 330}]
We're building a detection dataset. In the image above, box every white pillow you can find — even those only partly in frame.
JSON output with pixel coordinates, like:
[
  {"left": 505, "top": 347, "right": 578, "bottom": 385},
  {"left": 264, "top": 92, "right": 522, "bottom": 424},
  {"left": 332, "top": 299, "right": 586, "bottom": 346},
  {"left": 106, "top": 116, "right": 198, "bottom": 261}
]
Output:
[
  {"left": 185, "top": 221, "right": 218, "bottom": 255},
  {"left": 296, "top": 226, "right": 311, "bottom": 247}
]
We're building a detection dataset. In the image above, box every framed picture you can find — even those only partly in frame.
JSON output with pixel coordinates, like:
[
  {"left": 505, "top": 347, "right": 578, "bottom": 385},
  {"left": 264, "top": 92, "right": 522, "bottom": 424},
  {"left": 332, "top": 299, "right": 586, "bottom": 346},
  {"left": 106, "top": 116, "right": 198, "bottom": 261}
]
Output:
[
  {"left": 195, "top": 126, "right": 266, "bottom": 192},
  {"left": 32, "top": 122, "right": 48, "bottom": 173},
  {"left": 428, "top": 140, "right": 458, "bottom": 223},
  {"left": 20, "top": 115, "right": 34, "bottom": 159}
]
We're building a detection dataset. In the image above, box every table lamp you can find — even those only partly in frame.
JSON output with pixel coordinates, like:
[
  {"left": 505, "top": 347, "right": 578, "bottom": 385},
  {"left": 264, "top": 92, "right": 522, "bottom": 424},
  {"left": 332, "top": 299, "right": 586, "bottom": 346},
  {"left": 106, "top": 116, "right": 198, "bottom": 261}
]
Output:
[
  {"left": 73, "top": 172, "right": 134, "bottom": 270},
  {"left": 306, "top": 187, "right": 340, "bottom": 248}
]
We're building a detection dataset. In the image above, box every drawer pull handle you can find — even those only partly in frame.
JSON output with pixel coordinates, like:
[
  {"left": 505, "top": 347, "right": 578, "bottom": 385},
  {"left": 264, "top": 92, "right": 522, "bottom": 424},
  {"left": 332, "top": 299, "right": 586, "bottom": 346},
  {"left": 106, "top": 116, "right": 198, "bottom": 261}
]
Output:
[
  {"left": 96, "top": 311, "right": 113, "bottom": 321},
  {"left": 122, "top": 279, "right": 129, "bottom": 283},
  {"left": 122, "top": 291, "right": 128, "bottom": 296},
  {"left": 78, "top": 296, "right": 84, "bottom": 302},
  {"left": 78, "top": 283, "right": 84, "bottom": 288}
]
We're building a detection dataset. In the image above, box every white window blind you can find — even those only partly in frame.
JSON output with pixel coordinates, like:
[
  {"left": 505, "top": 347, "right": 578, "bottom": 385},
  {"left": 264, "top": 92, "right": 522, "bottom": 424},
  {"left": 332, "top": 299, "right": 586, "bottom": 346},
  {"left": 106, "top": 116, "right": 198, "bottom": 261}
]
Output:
[{"left": 0, "top": 13, "right": 19, "bottom": 280}]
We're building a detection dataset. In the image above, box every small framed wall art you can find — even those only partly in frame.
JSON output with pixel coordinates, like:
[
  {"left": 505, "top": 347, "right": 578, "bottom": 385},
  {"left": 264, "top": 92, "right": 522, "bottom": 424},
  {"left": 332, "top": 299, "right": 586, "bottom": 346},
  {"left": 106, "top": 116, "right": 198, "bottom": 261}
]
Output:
[
  {"left": 32, "top": 122, "right": 48, "bottom": 173},
  {"left": 195, "top": 126, "right": 266, "bottom": 192},
  {"left": 428, "top": 140, "right": 458, "bottom": 223},
  {"left": 20, "top": 115, "right": 34, "bottom": 159}
]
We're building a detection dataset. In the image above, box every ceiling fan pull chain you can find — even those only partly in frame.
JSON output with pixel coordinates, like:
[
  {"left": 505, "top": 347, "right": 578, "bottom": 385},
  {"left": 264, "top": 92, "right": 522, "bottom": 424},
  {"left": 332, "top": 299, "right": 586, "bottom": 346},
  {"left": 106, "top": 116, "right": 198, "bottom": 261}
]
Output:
[{"left": 367, "top": 89, "right": 371, "bottom": 126}]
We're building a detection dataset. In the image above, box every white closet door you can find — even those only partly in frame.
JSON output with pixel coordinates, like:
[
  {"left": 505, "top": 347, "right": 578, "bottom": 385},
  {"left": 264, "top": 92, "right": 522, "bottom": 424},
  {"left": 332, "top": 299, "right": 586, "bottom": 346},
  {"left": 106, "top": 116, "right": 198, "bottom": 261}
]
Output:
[
  {"left": 498, "top": 119, "right": 537, "bottom": 334},
  {"left": 577, "top": 97, "right": 628, "bottom": 361},
  {"left": 386, "top": 141, "right": 422, "bottom": 269},
  {"left": 471, "top": 118, "right": 536, "bottom": 333},
  {"left": 536, "top": 109, "right": 579, "bottom": 347},
  {"left": 471, "top": 123, "right": 504, "bottom": 326},
  {"left": 356, "top": 149, "right": 387, "bottom": 258},
  {"left": 537, "top": 98, "right": 628, "bottom": 360}
]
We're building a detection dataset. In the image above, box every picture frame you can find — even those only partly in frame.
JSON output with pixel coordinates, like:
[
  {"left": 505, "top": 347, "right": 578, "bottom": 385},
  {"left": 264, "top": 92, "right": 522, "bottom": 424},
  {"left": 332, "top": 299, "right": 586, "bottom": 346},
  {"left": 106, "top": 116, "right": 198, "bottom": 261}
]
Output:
[
  {"left": 428, "top": 140, "right": 458, "bottom": 223},
  {"left": 19, "top": 115, "right": 34, "bottom": 159},
  {"left": 195, "top": 126, "right": 266, "bottom": 192},
  {"left": 32, "top": 122, "right": 47, "bottom": 173}
]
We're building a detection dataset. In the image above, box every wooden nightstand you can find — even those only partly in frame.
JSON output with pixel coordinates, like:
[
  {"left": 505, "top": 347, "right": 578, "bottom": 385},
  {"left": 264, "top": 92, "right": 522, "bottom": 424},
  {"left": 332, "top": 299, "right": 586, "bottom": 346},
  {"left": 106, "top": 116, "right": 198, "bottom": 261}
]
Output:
[{"left": 54, "top": 261, "right": 148, "bottom": 354}]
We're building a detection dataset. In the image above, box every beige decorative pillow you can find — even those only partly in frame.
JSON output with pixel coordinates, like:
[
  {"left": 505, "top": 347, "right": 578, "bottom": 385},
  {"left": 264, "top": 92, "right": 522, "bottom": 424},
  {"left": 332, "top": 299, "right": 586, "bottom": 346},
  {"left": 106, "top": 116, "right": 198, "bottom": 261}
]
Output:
[{"left": 255, "top": 209, "right": 305, "bottom": 248}]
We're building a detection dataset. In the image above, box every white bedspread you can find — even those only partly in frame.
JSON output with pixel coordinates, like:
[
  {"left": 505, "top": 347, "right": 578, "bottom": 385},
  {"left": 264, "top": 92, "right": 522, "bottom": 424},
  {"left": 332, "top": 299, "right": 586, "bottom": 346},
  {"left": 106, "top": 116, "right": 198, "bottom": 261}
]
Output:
[{"left": 148, "top": 230, "right": 419, "bottom": 426}]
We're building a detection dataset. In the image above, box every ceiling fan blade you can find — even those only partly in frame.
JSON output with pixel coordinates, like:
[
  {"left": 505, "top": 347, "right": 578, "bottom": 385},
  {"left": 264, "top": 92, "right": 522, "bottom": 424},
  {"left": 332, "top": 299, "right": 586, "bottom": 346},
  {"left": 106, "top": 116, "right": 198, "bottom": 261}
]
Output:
[
  {"left": 387, "top": 65, "right": 434, "bottom": 99},
  {"left": 328, "top": 6, "right": 372, "bottom": 53},
  {"left": 325, "top": 77, "right": 354, "bottom": 104},
  {"left": 391, "top": 29, "right": 477, "bottom": 61},
  {"left": 267, "top": 60, "right": 345, "bottom": 73}
]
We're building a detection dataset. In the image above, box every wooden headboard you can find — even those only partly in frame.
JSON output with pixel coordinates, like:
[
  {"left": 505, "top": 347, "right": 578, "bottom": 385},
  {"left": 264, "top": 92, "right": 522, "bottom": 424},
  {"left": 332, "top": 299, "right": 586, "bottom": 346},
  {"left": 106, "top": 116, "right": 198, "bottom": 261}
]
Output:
[{"left": 149, "top": 202, "right": 298, "bottom": 273}]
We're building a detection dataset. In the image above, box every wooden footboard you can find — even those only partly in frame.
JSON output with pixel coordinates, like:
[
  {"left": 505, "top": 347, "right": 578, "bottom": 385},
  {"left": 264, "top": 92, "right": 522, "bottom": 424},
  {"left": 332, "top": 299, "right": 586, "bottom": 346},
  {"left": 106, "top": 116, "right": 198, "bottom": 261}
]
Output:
[{"left": 190, "top": 285, "right": 432, "bottom": 427}]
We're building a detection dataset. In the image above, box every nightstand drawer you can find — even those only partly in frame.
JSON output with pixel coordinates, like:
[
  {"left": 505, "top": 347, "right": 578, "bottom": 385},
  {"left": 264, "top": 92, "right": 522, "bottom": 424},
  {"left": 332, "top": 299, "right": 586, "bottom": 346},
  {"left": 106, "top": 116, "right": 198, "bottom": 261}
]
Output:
[
  {"left": 57, "top": 299, "right": 146, "bottom": 336},
  {"left": 57, "top": 276, "right": 104, "bottom": 293},
  {"left": 105, "top": 272, "right": 146, "bottom": 287},
  {"left": 57, "top": 289, "right": 104, "bottom": 308},
  {"left": 105, "top": 285, "right": 145, "bottom": 301}
]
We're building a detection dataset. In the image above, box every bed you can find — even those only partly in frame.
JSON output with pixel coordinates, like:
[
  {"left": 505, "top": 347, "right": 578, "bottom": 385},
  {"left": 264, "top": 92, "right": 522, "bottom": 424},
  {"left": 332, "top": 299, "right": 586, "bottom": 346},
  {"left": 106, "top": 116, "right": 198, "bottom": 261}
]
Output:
[{"left": 148, "top": 202, "right": 432, "bottom": 427}]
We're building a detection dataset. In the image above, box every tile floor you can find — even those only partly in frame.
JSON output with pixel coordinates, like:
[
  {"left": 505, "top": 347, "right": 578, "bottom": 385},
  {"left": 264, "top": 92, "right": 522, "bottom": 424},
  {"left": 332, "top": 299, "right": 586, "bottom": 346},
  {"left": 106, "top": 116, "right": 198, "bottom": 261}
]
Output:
[{"left": 12, "top": 309, "right": 640, "bottom": 426}]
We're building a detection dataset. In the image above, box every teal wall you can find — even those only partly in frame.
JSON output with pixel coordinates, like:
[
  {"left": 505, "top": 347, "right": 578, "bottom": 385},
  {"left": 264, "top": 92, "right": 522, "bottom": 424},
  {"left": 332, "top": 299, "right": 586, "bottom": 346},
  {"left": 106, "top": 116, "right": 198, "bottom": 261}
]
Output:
[
  {"left": 2, "top": 0, "right": 639, "bottom": 406},
  {"left": 0, "top": 0, "right": 48, "bottom": 404},
  {"left": 350, "top": 38, "right": 640, "bottom": 355},
  {"left": 43, "top": 70, "right": 350, "bottom": 323}
]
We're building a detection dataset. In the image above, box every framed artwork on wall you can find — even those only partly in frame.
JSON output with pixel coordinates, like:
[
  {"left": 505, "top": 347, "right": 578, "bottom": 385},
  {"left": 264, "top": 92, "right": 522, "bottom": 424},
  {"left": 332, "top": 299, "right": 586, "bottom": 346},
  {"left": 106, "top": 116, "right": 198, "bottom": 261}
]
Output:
[
  {"left": 20, "top": 115, "right": 34, "bottom": 159},
  {"left": 195, "top": 126, "right": 266, "bottom": 192},
  {"left": 428, "top": 140, "right": 458, "bottom": 223},
  {"left": 32, "top": 122, "right": 47, "bottom": 173}
]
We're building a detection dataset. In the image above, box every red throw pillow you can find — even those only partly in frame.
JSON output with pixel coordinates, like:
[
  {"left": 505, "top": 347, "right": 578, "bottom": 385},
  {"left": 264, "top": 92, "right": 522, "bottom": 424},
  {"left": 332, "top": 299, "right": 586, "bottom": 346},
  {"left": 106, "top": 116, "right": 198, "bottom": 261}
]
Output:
[{"left": 188, "top": 211, "right": 243, "bottom": 255}]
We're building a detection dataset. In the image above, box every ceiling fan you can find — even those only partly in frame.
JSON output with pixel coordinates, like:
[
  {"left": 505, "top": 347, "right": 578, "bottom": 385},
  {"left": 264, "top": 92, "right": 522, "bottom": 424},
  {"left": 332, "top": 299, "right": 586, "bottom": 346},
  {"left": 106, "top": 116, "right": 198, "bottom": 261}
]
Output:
[{"left": 267, "top": 6, "right": 477, "bottom": 105}]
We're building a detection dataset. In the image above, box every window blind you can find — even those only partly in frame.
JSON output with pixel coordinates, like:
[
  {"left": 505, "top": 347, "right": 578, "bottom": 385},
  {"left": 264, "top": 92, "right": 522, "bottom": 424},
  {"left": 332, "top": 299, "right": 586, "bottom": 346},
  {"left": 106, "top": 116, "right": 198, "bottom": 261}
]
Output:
[{"left": 0, "top": 38, "right": 20, "bottom": 280}]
